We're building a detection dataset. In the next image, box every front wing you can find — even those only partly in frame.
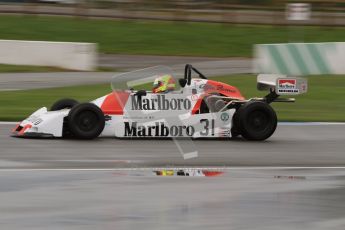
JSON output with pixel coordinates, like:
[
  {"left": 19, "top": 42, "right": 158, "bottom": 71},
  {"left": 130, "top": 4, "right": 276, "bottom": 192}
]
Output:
[{"left": 12, "top": 107, "right": 68, "bottom": 138}]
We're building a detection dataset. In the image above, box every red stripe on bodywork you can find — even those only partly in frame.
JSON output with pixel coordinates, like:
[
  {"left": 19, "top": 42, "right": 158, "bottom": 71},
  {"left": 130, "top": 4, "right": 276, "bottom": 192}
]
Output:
[
  {"left": 191, "top": 80, "right": 245, "bottom": 114},
  {"left": 206, "top": 80, "right": 245, "bottom": 100},
  {"left": 191, "top": 96, "right": 204, "bottom": 115},
  {"left": 101, "top": 91, "right": 130, "bottom": 115}
]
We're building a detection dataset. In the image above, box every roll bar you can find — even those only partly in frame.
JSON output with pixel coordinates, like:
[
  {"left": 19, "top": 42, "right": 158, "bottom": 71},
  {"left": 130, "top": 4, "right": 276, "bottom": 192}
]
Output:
[{"left": 184, "top": 64, "right": 207, "bottom": 85}]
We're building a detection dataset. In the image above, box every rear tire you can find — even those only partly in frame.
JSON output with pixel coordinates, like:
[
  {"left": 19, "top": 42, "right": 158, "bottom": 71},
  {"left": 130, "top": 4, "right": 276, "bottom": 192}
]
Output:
[
  {"left": 51, "top": 98, "right": 78, "bottom": 111},
  {"left": 235, "top": 101, "right": 277, "bottom": 141},
  {"left": 231, "top": 110, "right": 241, "bottom": 138},
  {"left": 67, "top": 103, "right": 105, "bottom": 139}
]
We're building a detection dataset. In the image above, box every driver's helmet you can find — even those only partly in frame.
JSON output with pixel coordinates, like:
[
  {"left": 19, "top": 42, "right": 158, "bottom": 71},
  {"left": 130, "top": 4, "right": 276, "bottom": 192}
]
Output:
[{"left": 152, "top": 74, "right": 175, "bottom": 93}]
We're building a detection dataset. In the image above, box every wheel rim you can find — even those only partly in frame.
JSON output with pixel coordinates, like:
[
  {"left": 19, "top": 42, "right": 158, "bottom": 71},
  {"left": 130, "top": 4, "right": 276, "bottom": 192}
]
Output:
[
  {"left": 76, "top": 111, "right": 99, "bottom": 132},
  {"left": 247, "top": 110, "right": 269, "bottom": 132}
]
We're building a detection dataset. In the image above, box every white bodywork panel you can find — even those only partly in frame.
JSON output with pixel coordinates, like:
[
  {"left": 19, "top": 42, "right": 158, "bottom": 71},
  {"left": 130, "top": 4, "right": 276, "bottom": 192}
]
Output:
[{"left": 17, "top": 107, "right": 68, "bottom": 137}]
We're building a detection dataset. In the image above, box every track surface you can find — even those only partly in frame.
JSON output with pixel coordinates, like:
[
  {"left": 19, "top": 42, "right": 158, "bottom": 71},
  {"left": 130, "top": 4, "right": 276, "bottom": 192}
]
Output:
[
  {"left": 0, "top": 56, "right": 251, "bottom": 90},
  {"left": 1, "top": 123, "right": 345, "bottom": 169},
  {"left": 1, "top": 169, "right": 345, "bottom": 230},
  {"left": 1, "top": 123, "right": 345, "bottom": 230}
]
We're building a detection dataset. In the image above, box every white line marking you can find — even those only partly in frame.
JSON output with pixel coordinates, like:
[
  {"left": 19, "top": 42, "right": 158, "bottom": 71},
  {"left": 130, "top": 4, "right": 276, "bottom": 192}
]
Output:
[
  {"left": 278, "top": 122, "right": 345, "bottom": 126},
  {"left": 183, "top": 151, "right": 198, "bottom": 160},
  {"left": 1, "top": 121, "right": 345, "bottom": 126},
  {"left": 0, "top": 89, "right": 21, "bottom": 92},
  {"left": 1, "top": 166, "right": 345, "bottom": 172},
  {"left": 36, "top": 159, "right": 137, "bottom": 163},
  {"left": 0, "top": 121, "right": 18, "bottom": 125}
]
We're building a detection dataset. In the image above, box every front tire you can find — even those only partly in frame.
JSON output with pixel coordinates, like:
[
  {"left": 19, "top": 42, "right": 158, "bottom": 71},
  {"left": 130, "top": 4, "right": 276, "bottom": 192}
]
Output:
[
  {"left": 67, "top": 103, "right": 105, "bottom": 139},
  {"left": 51, "top": 98, "right": 78, "bottom": 111},
  {"left": 235, "top": 101, "right": 277, "bottom": 141}
]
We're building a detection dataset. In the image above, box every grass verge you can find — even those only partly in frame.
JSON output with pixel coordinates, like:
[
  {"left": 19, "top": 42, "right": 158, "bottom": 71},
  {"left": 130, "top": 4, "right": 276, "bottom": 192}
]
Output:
[
  {"left": 0, "top": 15, "right": 344, "bottom": 57},
  {"left": 0, "top": 64, "right": 70, "bottom": 73},
  {"left": 0, "top": 74, "right": 344, "bottom": 121},
  {"left": 0, "top": 64, "right": 120, "bottom": 73}
]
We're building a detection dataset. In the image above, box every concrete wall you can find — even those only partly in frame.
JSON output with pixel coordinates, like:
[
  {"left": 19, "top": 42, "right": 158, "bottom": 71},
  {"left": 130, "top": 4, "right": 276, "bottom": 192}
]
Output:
[
  {"left": 0, "top": 40, "right": 97, "bottom": 71},
  {"left": 254, "top": 42, "right": 345, "bottom": 75}
]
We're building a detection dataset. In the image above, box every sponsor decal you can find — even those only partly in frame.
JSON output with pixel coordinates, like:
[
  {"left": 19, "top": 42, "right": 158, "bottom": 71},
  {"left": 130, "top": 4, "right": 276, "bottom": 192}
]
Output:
[
  {"left": 25, "top": 116, "right": 43, "bottom": 126},
  {"left": 199, "top": 84, "right": 216, "bottom": 91},
  {"left": 216, "top": 85, "right": 236, "bottom": 93},
  {"left": 220, "top": 112, "right": 229, "bottom": 122},
  {"left": 218, "top": 127, "right": 231, "bottom": 137},
  {"left": 278, "top": 79, "right": 296, "bottom": 88},
  {"left": 33, "top": 118, "right": 43, "bottom": 125},
  {"left": 274, "top": 175, "right": 306, "bottom": 180},
  {"left": 131, "top": 95, "right": 191, "bottom": 110},
  {"left": 123, "top": 115, "right": 155, "bottom": 120},
  {"left": 124, "top": 122, "right": 195, "bottom": 137},
  {"left": 277, "top": 79, "right": 299, "bottom": 94},
  {"left": 26, "top": 116, "right": 39, "bottom": 123},
  {"left": 199, "top": 84, "right": 236, "bottom": 93}
]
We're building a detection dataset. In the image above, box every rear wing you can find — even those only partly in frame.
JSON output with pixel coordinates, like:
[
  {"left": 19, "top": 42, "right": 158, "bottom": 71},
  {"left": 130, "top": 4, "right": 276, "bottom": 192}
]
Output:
[{"left": 257, "top": 74, "right": 308, "bottom": 95}]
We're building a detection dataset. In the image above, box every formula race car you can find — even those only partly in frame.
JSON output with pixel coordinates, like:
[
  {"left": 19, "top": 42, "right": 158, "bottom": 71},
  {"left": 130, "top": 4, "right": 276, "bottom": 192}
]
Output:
[{"left": 12, "top": 64, "right": 307, "bottom": 140}]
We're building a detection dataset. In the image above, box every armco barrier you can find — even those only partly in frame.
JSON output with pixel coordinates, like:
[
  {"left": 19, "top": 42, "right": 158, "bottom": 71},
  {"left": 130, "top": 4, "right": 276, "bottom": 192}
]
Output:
[
  {"left": 254, "top": 42, "right": 345, "bottom": 75},
  {"left": 0, "top": 40, "right": 97, "bottom": 71}
]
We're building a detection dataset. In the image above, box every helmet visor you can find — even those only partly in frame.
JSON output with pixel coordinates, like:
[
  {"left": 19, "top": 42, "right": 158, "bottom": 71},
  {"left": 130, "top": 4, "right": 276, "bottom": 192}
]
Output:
[{"left": 153, "top": 80, "right": 162, "bottom": 89}]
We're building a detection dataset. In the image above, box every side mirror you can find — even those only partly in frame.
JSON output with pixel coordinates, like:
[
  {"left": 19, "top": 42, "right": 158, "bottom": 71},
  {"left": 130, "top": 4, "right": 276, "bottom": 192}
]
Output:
[
  {"left": 135, "top": 89, "right": 147, "bottom": 97},
  {"left": 179, "top": 78, "right": 187, "bottom": 88}
]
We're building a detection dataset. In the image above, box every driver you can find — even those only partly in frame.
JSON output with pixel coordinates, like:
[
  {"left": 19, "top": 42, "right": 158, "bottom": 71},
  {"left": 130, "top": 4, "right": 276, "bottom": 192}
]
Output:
[{"left": 152, "top": 74, "right": 176, "bottom": 93}]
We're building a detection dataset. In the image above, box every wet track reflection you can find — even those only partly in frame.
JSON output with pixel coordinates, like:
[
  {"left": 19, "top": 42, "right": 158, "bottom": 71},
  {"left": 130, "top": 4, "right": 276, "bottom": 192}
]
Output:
[{"left": 1, "top": 169, "right": 345, "bottom": 230}]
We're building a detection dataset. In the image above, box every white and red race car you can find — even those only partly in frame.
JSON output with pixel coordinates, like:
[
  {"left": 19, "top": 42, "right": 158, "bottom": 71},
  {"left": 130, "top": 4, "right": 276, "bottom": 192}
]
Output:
[{"left": 12, "top": 65, "right": 307, "bottom": 140}]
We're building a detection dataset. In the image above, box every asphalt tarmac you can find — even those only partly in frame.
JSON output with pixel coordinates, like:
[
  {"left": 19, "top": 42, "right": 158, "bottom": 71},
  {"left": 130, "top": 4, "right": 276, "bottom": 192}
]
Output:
[
  {"left": 1, "top": 123, "right": 345, "bottom": 230},
  {"left": 1, "top": 123, "right": 345, "bottom": 169},
  {"left": 0, "top": 56, "right": 252, "bottom": 91},
  {"left": 1, "top": 169, "right": 345, "bottom": 230}
]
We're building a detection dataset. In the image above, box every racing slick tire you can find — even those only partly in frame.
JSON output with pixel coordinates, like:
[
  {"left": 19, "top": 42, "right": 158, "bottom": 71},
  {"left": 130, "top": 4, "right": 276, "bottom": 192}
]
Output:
[
  {"left": 51, "top": 98, "right": 79, "bottom": 111},
  {"left": 67, "top": 103, "right": 105, "bottom": 139},
  {"left": 231, "top": 111, "right": 241, "bottom": 138},
  {"left": 235, "top": 101, "right": 277, "bottom": 141}
]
